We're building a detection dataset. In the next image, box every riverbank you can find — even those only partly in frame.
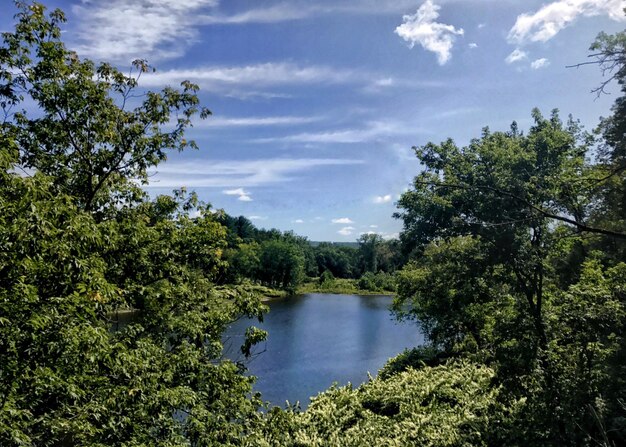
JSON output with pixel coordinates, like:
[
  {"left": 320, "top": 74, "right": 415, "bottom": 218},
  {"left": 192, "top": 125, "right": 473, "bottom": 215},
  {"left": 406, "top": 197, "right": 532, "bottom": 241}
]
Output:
[
  {"left": 247, "top": 280, "right": 395, "bottom": 301},
  {"left": 296, "top": 278, "right": 395, "bottom": 296}
]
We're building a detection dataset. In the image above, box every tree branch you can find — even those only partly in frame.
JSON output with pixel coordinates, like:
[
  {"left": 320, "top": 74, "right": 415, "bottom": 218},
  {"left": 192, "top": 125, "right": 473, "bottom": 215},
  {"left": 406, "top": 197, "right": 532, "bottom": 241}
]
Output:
[{"left": 416, "top": 180, "right": 626, "bottom": 240}]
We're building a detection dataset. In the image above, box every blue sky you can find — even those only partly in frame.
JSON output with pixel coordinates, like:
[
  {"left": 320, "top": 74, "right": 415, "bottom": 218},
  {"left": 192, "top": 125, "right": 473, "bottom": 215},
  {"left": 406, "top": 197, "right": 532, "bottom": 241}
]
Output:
[{"left": 3, "top": 0, "right": 625, "bottom": 241}]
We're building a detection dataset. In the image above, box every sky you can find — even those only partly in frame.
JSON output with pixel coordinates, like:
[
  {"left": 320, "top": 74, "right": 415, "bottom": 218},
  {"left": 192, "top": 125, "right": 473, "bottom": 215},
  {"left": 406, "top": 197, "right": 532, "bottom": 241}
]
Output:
[{"left": 2, "top": 0, "right": 625, "bottom": 241}]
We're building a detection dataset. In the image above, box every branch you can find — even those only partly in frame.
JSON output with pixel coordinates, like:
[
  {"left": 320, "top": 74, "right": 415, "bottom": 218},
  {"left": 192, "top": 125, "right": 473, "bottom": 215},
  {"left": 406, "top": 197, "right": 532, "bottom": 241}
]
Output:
[{"left": 417, "top": 180, "right": 626, "bottom": 240}]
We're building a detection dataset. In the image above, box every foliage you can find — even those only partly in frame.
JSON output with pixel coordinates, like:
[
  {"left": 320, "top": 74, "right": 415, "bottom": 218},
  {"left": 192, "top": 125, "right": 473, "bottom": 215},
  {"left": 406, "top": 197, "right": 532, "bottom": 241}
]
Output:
[
  {"left": 356, "top": 271, "right": 396, "bottom": 293},
  {"left": 0, "top": 3, "right": 267, "bottom": 445},
  {"left": 393, "top": 102, "right": 626, "bottom": 444},
  {"left": 252, "top": 362, "right": 519, "bottom": 447},
  {"left": 378, "top": 346, "right": 448, "bottom": 380},
  {"left": 257, "top": 239, "right": 305, "bottom": 292},
  {"left": 393, "top": 236, "right": 508, "bottom": 352}
]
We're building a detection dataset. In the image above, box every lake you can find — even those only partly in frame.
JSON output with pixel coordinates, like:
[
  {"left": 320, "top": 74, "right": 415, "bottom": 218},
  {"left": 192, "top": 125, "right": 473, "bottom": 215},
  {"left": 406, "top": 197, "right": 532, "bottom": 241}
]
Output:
[{"left": 224, "top": 293, "right": 424, "bottom": 408}]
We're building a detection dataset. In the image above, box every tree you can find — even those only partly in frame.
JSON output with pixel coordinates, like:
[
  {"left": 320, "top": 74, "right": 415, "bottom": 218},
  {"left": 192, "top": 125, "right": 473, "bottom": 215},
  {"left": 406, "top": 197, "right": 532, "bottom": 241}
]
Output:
[
  {"left": 0, "top": 3, "right": 267, "bottom": 445},
  {"left": 1, "top": 2, "right": 209, "bottom": 218},
  {"left": 395, "top": 110, "right": 599, "bottom": 346},
  {"left": 257, "top": 239, "right": 305, "bottom": 291},
  {"left": 392, "top": 109, "right": 626, "bottom": 444},
  {"left": 393, "top": 236, "right": 505, "bottom": 352},
  {"left": 358, "top": 233, "right": 382, "bottom": 274}
]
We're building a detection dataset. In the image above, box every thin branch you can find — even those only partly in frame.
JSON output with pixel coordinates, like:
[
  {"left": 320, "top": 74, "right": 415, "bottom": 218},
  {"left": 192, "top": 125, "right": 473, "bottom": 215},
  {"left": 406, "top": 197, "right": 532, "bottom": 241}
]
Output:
[{"left": 417, "top": 180, "right": 626, "bottom": 240}]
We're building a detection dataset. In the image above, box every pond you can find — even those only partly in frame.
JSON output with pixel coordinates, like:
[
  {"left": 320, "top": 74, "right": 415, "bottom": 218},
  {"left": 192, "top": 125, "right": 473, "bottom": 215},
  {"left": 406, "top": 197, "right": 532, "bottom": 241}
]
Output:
[{"left": 224, "top": 293, "right": 424, "bottom": 408}]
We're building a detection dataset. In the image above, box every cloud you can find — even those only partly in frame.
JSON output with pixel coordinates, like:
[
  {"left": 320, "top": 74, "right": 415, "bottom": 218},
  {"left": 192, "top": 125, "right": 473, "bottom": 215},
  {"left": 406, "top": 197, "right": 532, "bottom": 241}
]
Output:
[
  {"left": 71, "top": 0, "right": 218, "bottom": 62},
  {"left": 531, "top": 58, "right": 550, "bottom": 69},
  {"left": 199, "top": 115, "right": 321, "bottom": 128},
  {"left": 373, "top": 194, "right": 392, "bottom": 204},
  {"left": 199, "top": 4, "right": 313, "bottom": 24},
  {"left": 197, "top": 1, "right": 453, "bottom": 26},
  {"left": 394, "top": 0, "right": 464, "bottom": 65},
  {"left": 382, "top": 232, "right": 400, "bottom": 240},
  {"left": 252, "top": 120, "right": 428, "bottom": 145},
  {"left": 292, "top": 219, "right": 305, "bottom": 224},
  {"left": 223, "top": 187, "right": 252, "bottom": 201},
  {"left": 139, "top": 63, "right": 356, "bottom": 89},
  {"left": 508, "top": 0, "right": 626, "bottom": 45},
  {"left": 140, "top": 63, "right": 441, "bottom": 99},
  {"left": 369, "top": 225, "right": 379, "bottom": 228},
  {"left": 149, "top": 158, "right": 364, "bottom": 188},
  {"left": 248, "top": 215, "right": 267, "bottom": 221},
  {"left": 468, "top": 42, "right": 478, "bottom": 49},
  {"left": 374, "top": 78, "right": 394, "bottom": 87},
  {"left": 332, "top": 218, "right": 354, "bottom": 224},
  {"left": 337, "top": 226, "right": 355, "bottom": 236},
  {"left": 505, "top": 48, "right": 528, "bottom": 64}
]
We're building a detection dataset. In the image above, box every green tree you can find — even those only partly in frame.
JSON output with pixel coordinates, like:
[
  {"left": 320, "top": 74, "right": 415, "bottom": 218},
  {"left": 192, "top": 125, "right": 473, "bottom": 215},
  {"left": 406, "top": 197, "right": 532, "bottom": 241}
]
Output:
[
  {"left": 0, "top": 3, "right": 267, "bottom": 445},
  {"left": 1, "top": 2, "right": 209, "bottom": 218},
  {"left": 257, "top": 239, "right": 305, "bottom": 291},
  {"left": 393, "top": 236, "right": 505, "bottom": 352},
  {"left": 393, "top": 109, "right": 626, "bottom": 444},
  {"left": 357, "top": 233, "right": 382, "bottom": 274}
]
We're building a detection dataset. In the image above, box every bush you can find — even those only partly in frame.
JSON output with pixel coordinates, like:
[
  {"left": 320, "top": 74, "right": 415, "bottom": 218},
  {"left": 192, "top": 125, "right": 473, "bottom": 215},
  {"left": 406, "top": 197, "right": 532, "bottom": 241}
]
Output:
[
  {"left": 357, "top": 271, "right": 396, "bottom": 292},
  {"left": 253, "top": 361, "right": 520, "bottom": 446}
]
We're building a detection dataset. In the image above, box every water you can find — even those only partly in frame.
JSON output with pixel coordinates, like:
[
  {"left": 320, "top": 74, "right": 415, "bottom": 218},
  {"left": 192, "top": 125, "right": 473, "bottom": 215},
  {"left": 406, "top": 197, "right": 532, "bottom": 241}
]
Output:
[{"left": 224, "top": 293, "right": 424, "bottom": 408}]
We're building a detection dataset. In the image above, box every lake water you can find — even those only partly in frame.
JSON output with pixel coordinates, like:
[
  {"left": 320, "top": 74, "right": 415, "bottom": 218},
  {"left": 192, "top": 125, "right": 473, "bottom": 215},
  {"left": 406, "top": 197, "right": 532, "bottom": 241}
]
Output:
[{"left": 224, "top": 293, "right": 424, "bottom": 408}]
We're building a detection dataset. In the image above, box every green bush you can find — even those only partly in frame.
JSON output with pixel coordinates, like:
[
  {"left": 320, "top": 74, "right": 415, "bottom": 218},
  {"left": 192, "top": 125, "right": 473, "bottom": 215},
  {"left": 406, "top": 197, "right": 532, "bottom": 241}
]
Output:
[
  {"left": 253, "top": 361, "right": 520, "bottom": 446},
  {"left": 357, "top": 271, "right": 396, "bottom": 292}
]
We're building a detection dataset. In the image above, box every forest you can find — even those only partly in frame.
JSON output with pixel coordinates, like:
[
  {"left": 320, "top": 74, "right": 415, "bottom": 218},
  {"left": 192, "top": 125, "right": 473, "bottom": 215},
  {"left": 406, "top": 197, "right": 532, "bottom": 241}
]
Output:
[{"left": 1, "top": 2, "right": 626, "bottom": 446}]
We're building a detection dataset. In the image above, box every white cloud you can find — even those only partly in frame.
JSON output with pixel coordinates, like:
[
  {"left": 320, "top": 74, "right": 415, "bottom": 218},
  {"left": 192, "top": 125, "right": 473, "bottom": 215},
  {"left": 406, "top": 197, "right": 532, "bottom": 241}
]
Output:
[
  {"left": 505, "top": 48, "right": 528, "bottom": 64},
  {"left": 369, "top": 225, "right": 379, "bottom": 228},
  {"left": 248, "top": 215, "right": 267, "bottom": 221},
  {"left": 338, "top": 226, "right": 355, "bottom": 236},
  {"left": 199, "top": 4, "right": 313, "bottom": 24},
  {"left": 140, "top": 64, "right": 441, "bottom": 99},
  {"left": 149, "top": 158, "right": 364, "bottom": 188},
  {"left": 223, "top": 187, "right": 246, "bottom": 195},
  {"left": 394, "top": 0, "right": 464, "bottom": 65},
  {"left": 197, "top": 1, "right": 463, "bottom": 26},
  {"left": 332, "top": 218, "right": 355, "bottom": 224},
  {"left": 223, "top": 187, "right": 253, "bottom": 202},
  {"left": 374, "top": 78, "right": 394, "bottom": 87},
  {"left": 382, "top": 232, "right": 400, "bottom": 240},
  {"left": 373, "top": 194, "right": 392, "bottom": 204},
  {"left": 508, "top": 0, "right": 626, "bottom": 44},
  {"left": 468, "top": 42, "right": 478, "bottom": 49},
  {"left": 253, "top": 120, "right": 428, "bottom": 145},
  {"left": 72, "top": 0, "right": 218, "bottom": 62},
  {"left": 292, "top": 219, "right": 305, "bottom": 224},
  {"left": 531, "top": 58, "right": 550, "bottom": 69},
  {"left": 200, "top": 115, "right": 321, "bottom": 128},
  {"left": 140, "top": 63, "right": 356, "bottom": 89}
]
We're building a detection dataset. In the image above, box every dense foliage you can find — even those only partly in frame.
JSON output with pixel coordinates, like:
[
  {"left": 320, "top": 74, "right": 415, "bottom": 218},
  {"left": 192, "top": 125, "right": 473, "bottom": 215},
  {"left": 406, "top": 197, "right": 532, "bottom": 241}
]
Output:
[
  {"left": 391, "top": 33, "right": 626, "bottom": 445},
  {"left": 217, "top": 214, "right": 403, "bottom": 292},
  {"left": 251, "top": 361, "right": 517, "bottom": 447},
  {"left": 0, "top": 4, "right": 267, "bottom": 445}
]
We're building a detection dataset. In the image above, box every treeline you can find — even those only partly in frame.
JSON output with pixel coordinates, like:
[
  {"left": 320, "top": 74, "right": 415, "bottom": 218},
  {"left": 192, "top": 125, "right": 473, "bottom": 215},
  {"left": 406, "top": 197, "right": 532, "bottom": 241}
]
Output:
[{"left": 214, "top": 213, "right": 404, "bottom": 292}]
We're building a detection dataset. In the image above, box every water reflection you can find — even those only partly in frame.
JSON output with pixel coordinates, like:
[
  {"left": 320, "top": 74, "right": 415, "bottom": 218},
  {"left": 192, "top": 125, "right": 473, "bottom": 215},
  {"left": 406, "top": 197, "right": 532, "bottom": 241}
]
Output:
[{"left": 224, "top": 293, "right": 423, "bottom": 408}]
